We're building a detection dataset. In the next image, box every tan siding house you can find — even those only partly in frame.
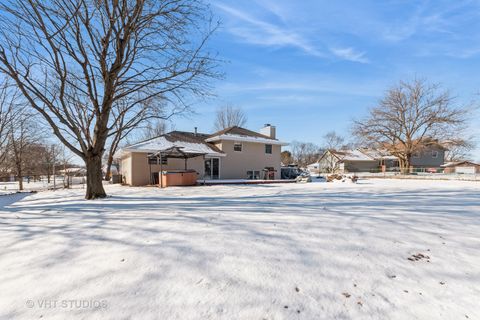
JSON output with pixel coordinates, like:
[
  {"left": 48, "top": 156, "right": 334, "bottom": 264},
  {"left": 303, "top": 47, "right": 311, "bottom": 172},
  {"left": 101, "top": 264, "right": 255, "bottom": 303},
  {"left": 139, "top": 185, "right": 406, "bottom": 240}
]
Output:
[{"left": 117, "top": 125, "right": 287, "bottom": 186}]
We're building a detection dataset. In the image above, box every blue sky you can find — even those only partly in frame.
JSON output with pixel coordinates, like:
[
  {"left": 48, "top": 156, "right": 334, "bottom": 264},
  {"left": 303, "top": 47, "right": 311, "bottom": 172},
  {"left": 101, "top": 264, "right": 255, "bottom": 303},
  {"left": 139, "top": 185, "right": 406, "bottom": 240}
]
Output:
[{"left": 173, "top": 0, "right": 480, "bottom": 160}]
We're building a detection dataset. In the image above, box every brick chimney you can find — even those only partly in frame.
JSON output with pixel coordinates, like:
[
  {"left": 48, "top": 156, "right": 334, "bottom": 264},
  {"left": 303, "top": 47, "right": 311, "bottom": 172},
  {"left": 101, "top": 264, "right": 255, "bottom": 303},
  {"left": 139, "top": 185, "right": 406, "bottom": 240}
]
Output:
[{"left": 260, "top": 124, "right": 276, "bottom": 139}]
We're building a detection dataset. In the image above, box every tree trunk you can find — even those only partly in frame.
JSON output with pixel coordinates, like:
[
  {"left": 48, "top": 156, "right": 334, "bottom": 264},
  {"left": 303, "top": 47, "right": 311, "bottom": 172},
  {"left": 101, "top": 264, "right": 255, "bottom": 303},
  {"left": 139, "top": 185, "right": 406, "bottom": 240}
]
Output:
[
  {"left": 399, "top": 157, "right": 411, "bottom": 174},
  {"left": 405, "top": 154, "right": 412, "bottom": 174},
  {"left": 85, "top": 154, "right": 106, "bottom": 200},
  {"left": 17, "top": 168, "right": 23, "bottom": 190}
]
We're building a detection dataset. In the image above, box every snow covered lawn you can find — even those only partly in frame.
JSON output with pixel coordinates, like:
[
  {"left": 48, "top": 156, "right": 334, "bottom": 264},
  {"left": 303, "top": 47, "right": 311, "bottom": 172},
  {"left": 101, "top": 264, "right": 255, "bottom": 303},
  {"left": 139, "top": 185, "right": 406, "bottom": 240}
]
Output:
[{"left": 1, "top": 179, "right": 479, "bottom": 319}]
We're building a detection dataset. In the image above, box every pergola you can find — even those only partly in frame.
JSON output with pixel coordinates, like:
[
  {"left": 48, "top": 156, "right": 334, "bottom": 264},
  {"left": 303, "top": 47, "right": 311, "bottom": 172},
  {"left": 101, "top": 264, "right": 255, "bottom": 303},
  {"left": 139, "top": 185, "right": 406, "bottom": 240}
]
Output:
[{"left": 147, "top": 146, "right": 207, "bottom": 187}]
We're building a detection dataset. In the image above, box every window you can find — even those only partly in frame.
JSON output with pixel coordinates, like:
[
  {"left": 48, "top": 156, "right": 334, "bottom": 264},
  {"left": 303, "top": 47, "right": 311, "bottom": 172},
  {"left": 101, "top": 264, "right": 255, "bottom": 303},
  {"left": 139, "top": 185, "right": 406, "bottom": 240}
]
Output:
[
  {"left": 234, "top": 142, "right": 242, "bottom": 152},
  {"left": 431, "top": 151, "right": 438, "bottom": 158},
  {"left": 247, "top": 170, "right": 260, "bottom": 180},
  {"left": 413, "top": 152, "right": 420, "bottom": 158},
  {"left": 265, "top": 144, "right": 272, "bottom": 154}
]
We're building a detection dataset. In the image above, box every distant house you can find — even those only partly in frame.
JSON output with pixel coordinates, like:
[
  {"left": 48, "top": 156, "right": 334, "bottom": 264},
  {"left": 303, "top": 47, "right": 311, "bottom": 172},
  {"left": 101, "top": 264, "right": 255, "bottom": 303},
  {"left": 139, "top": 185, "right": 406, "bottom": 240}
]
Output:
[
  {"left": 441, "top": 161, "right": 480, "bottom": 174},
  {"left": 410, "top": 139, "right": 447, "bottom": 169},
  {"left": 117, "top": 125, "right": 288, "bottom": 186},
  {"left": 311, "top": 149, "right": 385, "bottom": 174}
]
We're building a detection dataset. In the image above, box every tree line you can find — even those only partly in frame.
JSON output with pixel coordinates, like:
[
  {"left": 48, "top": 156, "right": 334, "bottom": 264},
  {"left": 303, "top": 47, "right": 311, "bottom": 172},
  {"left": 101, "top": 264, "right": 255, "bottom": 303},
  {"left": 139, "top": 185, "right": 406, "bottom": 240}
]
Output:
[{"left": 0, "top": 80, "right": 74, "bottom": 190}]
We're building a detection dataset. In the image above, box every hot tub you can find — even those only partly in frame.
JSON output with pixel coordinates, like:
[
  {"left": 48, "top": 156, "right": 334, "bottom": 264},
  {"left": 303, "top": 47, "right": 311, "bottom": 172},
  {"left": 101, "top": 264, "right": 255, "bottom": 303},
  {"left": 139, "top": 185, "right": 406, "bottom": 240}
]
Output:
[{"left": 160, "top": 170, "right": 197, "bottom": 187}]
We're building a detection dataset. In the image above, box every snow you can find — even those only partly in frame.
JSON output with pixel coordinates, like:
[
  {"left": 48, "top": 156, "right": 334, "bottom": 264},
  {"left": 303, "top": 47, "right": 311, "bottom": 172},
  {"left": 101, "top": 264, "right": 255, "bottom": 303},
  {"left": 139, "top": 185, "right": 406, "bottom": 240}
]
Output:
[
  {"left": 1, "top": 179, "right": 479, "bottom": 319},
  {"left": 333, "top": 149, "right": 376, "bottom": 161},
  {"left": 205, "top": 133, "right": 288, "bottom": 146},
  {"left": 119, "top": 136, "right": 224, "bottom": 157}
]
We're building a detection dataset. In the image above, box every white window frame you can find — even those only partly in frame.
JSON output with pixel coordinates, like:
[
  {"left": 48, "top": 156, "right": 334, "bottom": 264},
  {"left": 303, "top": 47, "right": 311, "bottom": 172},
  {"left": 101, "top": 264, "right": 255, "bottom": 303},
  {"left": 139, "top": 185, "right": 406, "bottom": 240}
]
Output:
[
  {"left": 247, "top": 170, "right": 260, "bottom": 180},
  {"left": 233, "top": 142, "right": 243, "bottom": 152},
  {"left": 265, "top": 144, "right": 272, "bottom": 154},
  {"left": 204, "top": 157, "right": 221, "bottom": 179},
  {"left": 431, "top": 151, "right": 439, "bottom": 158}
]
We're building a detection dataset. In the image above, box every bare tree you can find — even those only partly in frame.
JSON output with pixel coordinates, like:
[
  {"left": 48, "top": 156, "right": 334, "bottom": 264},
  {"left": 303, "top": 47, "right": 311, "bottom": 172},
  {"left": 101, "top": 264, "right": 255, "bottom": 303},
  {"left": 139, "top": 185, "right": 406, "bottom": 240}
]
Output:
[
  {"left": 0, "top": 0, "right": 219, "bottom": 199},
  {"left": 281, "top": 150, "right": 293, "bottom": 165},
  {"left": 140, "top": 120, "right": 170, "bottom": 140},
  {"left": 290, "top": 141, "right": 323, "bottom": 168},
  {"left": 322, "top": 131, "right": 347, "bottom": 150},
  {"left": 444, "top": 138, "right": 475, "bottom": 162},
  {"left": 0, "top": 78, "right": 16, "bottom": 166},
  {"left": 353, "top": 79, "right": 470, "bottom": 172},
  {"left": 103, "top": 98, "right": 177, "bottom": 181},
  {"left": 7, "top": 110, "right": 42, "bottom": 190},
  {"left": 214, "top": 105, "right": 247, "bottom": 131}
]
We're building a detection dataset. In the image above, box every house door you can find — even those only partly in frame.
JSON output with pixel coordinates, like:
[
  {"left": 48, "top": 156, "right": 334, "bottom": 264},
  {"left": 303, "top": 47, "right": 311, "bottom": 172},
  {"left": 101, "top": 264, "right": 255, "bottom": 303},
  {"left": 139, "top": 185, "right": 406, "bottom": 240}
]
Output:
[{"left": 204, "top": 158, "right": 220, "bottom": 179}]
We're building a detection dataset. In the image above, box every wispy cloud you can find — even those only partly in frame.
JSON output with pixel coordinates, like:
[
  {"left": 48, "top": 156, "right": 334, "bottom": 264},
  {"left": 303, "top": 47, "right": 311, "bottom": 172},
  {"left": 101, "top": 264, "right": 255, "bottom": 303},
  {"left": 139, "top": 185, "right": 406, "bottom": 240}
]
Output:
[
  {"left": 214, "top": 3, "right": 325, "bottom": 57},
  {"left": 330, "top": 47, "right": 369, "bottom": 64},
  {"left": 213, "top": 2, "right": 373, "bottom": 63}
]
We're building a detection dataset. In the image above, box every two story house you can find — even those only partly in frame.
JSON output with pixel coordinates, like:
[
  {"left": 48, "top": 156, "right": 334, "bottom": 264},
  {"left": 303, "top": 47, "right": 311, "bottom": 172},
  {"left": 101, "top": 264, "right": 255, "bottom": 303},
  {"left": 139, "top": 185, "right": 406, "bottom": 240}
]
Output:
[{"left": 117, "top": 125, "right": 287, "bottom": 186}]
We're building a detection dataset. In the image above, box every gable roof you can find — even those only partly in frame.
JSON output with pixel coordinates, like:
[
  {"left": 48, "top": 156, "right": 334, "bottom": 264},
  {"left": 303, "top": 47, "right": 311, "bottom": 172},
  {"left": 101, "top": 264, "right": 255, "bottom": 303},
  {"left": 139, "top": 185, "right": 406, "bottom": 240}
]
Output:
[
  {"left": 314, "top": 148, "right": 398, "bottom": 165},
  {"left": 331, "top": 149, "right": 376, "bottom": 161},
  {"left": 116, "top": 131, "right": 225, "bottom": 158},
  {"left": 205, "top": 126, "right": 288, "bottom": 146},
  {"left": 358, "top": 148, "right": 398, "bottom": 160},
  {"left": 441, "top": 161, "right": 480, "bottom": 168}
]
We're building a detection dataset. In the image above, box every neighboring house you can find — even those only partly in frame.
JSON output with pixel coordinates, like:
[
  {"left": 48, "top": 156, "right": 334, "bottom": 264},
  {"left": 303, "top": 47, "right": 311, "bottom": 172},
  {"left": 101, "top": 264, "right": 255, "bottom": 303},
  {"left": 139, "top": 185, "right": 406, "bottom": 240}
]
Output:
[
  {"left": 441, "top": 161, "right": 480, "bottom": 174},
  {"left": 312, "top": 149, "right": 381, "bottom": 173},
  {"left": 58, "top": 167, "right": 87, "bottom": 176},
  {"left": 309, "top": 149, "right": 399, "bottom": 174},
  {"left": 309, "top": 140, "right": 447, "bottom": 174},
  {"left": 410, "top": 140, "right": 446, "bottom": 168},
  {"left": 358, "top": 149, "right": 399, "bottom": 169},
  {"left": 117, "top": 125, "right": 287, "bottom": 186}
]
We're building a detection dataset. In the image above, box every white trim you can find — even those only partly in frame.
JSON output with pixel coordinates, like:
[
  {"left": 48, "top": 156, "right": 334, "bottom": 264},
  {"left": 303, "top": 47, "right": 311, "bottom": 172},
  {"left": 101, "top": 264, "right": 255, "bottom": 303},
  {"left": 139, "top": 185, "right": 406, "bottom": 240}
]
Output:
[
  {"left": 204, "top": 157, "right": 221, "bottom": 179},
  {"left": 246, "top": 169, "right": 261, "bottom": 180},
  {"left": 265, "top": 144, "right": 273, "bottom": 154},
  {"left": 120, "top": 148, "right": 226, "bottom": 157},
  {"left": 205, "top": 134, "right": 288, "bottom": 146}
]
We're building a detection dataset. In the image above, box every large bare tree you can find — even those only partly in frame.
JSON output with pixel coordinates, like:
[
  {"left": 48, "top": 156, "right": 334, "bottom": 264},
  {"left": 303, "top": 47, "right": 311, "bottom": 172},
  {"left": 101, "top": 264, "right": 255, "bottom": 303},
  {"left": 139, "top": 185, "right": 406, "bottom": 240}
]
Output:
[
  {"left": 214, "top": 105, "right": 247, "bottom": 131},
  {"left": 290, "top": 140, "right": 323, "bottom": 168},
  {"left": 0, "top": 78, "right": 17, "bottom": 165},
  {"left": 0, "top": 0, "right": 218, "bottom": 199},
  {"left": 353, "top": 79, "right": 470, "bottom": 172}
]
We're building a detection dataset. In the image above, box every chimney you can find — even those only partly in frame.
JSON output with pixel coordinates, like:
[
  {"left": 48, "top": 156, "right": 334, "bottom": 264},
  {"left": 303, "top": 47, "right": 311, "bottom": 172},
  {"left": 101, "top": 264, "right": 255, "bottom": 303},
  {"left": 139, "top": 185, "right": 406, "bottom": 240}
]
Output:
[
  {"left": 194, "top": 127, "right": 198, "bottom": 136},
  {"left": 260, "top": 124, "right": 276, "bottom": 139}
]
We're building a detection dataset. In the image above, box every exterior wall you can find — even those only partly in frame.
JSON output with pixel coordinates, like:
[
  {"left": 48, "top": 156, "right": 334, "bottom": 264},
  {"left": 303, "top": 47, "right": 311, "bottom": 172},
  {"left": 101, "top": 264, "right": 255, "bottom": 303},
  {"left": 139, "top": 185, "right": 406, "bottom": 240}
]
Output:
[
  {"left": 444, "top": 164, "right": 480, "bottom": 174},
  {"left": 119, "top": 155, "right": 132, "bottom": 185},
  {"left": 218, "top": 140, "right": 282, "bottom": 179},
  {"left": 120, "top": 140, "right": 283, "bottom": 185},
  {"left": 318, "top": 153, "right": 339, "bottom": 173},
  {"left": 411, "top": 147, "right": 445, "bottom": 167},
  {"left": 120, "top": 152, "right": 205, "bottom": 186},
  {"left": 343, "top": 160, "right": 379, "bottom": 173}
]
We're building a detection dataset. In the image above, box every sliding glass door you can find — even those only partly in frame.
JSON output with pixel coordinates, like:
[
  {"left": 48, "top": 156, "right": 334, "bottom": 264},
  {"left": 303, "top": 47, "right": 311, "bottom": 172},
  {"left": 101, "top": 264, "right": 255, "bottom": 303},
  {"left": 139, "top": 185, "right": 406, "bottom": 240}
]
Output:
[{"left": 204, "top": 158, "right": 220, "bottom": 180}]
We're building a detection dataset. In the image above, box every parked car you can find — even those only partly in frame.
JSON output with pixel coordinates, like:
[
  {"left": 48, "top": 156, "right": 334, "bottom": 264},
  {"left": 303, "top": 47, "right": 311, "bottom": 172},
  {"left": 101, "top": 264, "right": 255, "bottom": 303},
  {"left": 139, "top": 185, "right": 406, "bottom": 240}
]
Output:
[{"left": 281, "top": 166, "right": 304, "bottom": 180}]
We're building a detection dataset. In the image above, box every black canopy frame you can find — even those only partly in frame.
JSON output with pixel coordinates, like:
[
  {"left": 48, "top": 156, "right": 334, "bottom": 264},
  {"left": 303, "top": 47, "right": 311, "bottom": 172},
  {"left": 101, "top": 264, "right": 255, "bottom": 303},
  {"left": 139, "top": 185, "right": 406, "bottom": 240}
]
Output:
[{"left": 147, "top": 146, "right": 208, "bottom": 187}]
